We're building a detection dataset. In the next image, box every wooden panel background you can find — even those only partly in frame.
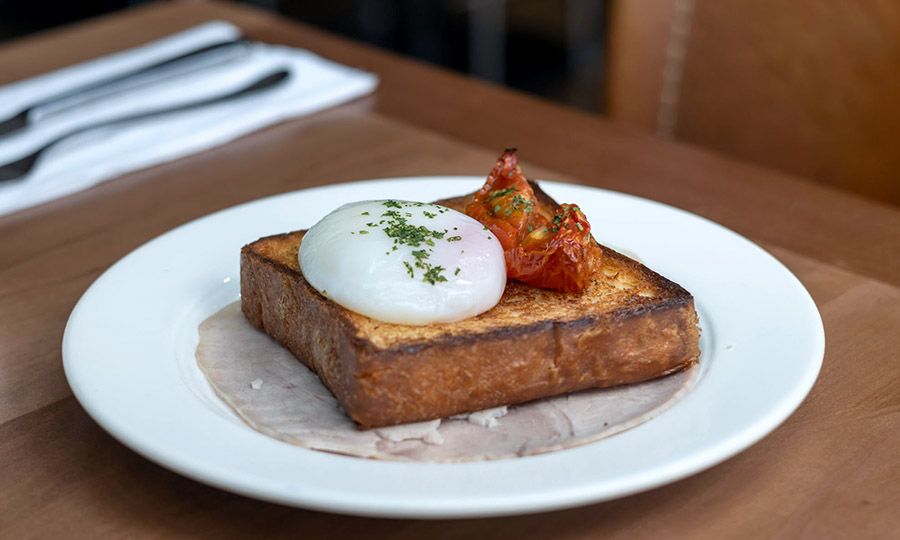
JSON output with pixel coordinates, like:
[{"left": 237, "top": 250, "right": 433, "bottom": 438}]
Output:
[{"left": 608, "top": 0, "right": 900, "bottom": 206}]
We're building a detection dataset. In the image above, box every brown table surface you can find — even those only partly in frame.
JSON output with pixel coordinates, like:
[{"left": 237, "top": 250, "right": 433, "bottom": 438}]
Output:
[{"left": 2, "top": 2, "right": 898, "bottom": 538}]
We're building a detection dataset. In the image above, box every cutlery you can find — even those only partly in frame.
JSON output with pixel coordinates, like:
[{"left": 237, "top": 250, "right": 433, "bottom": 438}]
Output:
[
  {"left": 0, "top": 38, "right": 251, "bottom": 138},
  {"left": 0, "top": 69, "right": 290, "bottom": 183}
]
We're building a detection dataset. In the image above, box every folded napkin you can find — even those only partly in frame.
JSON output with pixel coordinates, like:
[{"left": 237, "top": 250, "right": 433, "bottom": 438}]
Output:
[{"left": 0, "top": 21, "right": 378, "bottom": 218}]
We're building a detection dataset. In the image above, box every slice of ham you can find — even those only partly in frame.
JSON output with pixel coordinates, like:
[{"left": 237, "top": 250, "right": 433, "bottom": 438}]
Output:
[{"left": 196, "top": 303, "right": 699, "bottom": 462}]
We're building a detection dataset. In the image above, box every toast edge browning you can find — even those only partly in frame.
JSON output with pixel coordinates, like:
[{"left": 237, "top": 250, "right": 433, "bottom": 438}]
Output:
[
  {"left": 240, "top": 231, "right": 700, "bottom": 429},
  {"left": 241, "top": 243, "right": 363, "bottom": 414},
  {"left": 349, "top": 300, "right": 699, "bottom": 428}
]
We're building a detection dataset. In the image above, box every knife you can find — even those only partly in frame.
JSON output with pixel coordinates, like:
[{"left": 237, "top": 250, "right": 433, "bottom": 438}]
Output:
[{"left": 0, "top": 38, "right": 251, "bottom": 139}]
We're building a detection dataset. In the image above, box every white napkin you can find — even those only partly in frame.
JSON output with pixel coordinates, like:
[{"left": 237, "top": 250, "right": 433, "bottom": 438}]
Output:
[{"left": 0, "top": 21, "right": 378, "bottom": 218}]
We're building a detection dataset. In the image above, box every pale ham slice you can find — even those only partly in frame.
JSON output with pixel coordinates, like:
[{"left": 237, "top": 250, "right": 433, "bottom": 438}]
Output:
[{"left": 196, "top": 303, "right": 699, "bottom": 462}]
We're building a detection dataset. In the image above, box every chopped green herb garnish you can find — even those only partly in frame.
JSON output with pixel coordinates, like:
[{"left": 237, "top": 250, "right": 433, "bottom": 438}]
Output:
[
  {"left": 382, "top": 216, "right": 445, "bottom": 247},
  {"left": 513, "top": 194, "right": 535, "bottom": 214},
  {"left": 422, "top": 265, "right": 448, "bottom": 285},
  {"left": 369, "top": 201, "right": 464, "bottom": 285},
  {"left": 446, "top": 236, "right": 462, "bottom": 242},
  {"left": 488, "top": 187, "right": 517, "bottom": 201}
]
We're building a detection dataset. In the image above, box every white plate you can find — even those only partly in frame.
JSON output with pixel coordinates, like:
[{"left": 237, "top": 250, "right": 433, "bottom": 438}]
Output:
[{"left": 63, "top": 177, "right": 824, "bottom": 518}]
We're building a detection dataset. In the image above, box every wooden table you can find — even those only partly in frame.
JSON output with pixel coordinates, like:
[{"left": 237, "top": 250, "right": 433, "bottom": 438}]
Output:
[{"left": 2, "top": 2, "right": 898, "bottom": 538}]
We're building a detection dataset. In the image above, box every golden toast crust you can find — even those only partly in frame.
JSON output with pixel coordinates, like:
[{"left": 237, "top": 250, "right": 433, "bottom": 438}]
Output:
[{"left": 240, "top": 187, "right": 700, "bottom": 428}]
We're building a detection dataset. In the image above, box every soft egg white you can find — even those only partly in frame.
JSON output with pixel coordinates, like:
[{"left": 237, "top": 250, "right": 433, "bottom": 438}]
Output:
[{"left": 298, "top": 200, "right": 506, "bottom": 325}]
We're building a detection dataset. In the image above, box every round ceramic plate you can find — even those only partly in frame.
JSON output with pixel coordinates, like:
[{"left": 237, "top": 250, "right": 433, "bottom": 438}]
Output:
[{"left": 63, "top": 177, "right": 824, "bottom": 518}]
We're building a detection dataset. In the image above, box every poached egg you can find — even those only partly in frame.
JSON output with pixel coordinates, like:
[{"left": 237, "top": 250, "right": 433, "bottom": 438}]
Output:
[{"left": 298, "top": 200, "right": 506, "bottom": 325}]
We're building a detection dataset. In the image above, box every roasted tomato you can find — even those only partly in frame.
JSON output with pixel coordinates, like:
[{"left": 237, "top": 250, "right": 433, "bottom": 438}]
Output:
[
  {"left": 507, "top": 204, "right": 603, "bottom": 292},
  {"left": 467, "top": 150, "right": 602, "bottom": 292},
  {"left": 465, "top": 149, "right": 543, "bottom": 250}
]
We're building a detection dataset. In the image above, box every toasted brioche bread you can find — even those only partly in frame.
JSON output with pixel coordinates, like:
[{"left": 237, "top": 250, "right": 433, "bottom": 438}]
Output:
[{"left": 240, "top": 184, "right": 700, "bottom": 428}]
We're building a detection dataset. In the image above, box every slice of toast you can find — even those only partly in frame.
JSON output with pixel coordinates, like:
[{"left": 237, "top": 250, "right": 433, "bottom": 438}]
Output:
[{"left": 240, "top": 183, "right": 700, "bottom": 429}]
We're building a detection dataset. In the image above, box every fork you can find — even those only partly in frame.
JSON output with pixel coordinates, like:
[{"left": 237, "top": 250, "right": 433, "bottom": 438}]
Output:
[
  {"left": 0, "top": 69, "right": 290, "bottom": 183},
  {"left": 0, "top": 38, "right": 250, "bottom": 138}
]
